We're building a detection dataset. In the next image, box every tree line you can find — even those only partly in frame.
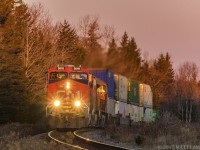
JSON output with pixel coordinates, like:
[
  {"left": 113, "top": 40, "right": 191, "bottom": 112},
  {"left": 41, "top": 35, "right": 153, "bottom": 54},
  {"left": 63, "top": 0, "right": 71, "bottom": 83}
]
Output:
[{"left": 0, "top": 0, "right": 200, "bottom": 123}]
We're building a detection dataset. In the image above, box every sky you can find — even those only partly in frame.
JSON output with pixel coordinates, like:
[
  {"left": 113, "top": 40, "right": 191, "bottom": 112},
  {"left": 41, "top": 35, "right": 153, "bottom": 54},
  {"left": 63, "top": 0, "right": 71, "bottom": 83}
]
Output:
[{"left": 23, "top": 0, "right": 200, "bottom": 70}]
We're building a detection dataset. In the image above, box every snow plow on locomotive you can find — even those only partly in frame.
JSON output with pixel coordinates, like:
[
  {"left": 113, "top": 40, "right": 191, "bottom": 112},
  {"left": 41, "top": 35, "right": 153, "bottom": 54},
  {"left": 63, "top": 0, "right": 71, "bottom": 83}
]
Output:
[{"left": 46, "top": 65, "right": 107, "bottom": 128}]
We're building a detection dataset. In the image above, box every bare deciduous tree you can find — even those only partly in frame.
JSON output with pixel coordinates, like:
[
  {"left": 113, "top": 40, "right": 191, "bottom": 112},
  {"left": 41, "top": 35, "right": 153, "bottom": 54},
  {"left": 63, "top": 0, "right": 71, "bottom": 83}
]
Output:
[
  {"left": 21, "top": 3, "right": 58, "bottom": 101},
  {"left": 77, "top": 15, "right": 99, "bottom": 40},
  {"left": 175, "top": 62, "right": 199, "bottom": 123},
  {"left": 100, "top": 25, "right": 116, "bottom": 52}
]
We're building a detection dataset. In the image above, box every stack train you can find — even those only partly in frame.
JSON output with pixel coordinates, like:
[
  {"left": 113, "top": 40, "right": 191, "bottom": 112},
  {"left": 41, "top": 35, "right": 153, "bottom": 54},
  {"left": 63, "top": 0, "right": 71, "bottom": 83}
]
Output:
[{"left": 46, "top": 65, "right": 154, "bottom": 128}]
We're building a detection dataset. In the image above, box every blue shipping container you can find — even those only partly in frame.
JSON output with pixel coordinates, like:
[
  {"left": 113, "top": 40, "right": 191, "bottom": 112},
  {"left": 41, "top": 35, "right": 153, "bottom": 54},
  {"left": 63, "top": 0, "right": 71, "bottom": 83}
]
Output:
[{"left": 89, "top": 69, "right": 115, "bottom": 99}]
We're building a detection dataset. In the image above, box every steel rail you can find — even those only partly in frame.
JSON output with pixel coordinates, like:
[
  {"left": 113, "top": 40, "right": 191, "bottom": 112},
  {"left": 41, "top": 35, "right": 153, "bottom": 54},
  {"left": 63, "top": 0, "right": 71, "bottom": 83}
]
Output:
[
  {"left": 48, "top": 130, "right": 88, "bottom": 150},
  {"left": 74, "top": 129, "right": 133, "bottom": 150}
]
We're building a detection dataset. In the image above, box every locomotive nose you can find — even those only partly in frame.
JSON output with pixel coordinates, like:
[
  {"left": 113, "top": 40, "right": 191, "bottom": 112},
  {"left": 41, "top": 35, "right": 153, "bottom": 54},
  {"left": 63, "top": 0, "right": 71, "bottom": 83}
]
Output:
[{"left": 66, "top": 81, "right": 70, "bottom": 89}]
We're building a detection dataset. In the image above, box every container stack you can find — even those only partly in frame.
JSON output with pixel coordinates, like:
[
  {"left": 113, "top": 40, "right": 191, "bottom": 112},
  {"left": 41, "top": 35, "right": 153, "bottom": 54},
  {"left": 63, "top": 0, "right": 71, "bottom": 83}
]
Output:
[
  {"left": 127, "top": 80, "right": 140, "bottom": 122},
  {"left": 89, "top": 68, "right": 154, "bottom": 123},
  {"left": 114, "top": 74, "right": 128, "bottom": 118},
  {"left": 88, "top": 69, "right": 115, "bottom": 115},
  {"left": 139, "top": 83, "right": 153, "bottom": 122},
  {"left": 88, "top": 69, "right": 115, "bottom": 99}
]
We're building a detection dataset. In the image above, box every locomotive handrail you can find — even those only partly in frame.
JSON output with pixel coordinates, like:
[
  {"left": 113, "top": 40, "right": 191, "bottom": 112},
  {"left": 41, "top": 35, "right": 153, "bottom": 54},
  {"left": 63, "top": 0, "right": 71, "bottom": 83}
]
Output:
[{"left": 46, "top": 104, "right": 51, "bottom": 117}]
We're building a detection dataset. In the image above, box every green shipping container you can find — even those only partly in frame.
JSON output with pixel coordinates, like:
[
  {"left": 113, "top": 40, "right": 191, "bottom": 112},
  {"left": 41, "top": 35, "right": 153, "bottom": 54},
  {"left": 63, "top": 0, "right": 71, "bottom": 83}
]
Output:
[{"left": 128, "top": 80, "right": 139, "bottom": 105}]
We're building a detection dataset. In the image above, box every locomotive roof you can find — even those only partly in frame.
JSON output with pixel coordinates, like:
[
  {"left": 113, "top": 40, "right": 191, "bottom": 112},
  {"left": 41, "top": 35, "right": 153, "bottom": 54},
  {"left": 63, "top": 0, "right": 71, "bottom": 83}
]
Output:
[{"left": 48, "top": 65, "right": 89, "bottom": 73}]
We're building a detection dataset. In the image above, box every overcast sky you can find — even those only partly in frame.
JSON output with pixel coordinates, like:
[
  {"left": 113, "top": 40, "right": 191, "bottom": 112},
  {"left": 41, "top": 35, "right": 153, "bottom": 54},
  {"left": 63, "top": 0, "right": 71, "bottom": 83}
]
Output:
[{"left": 24, "top": 0, "right": 200, "bottom": 70}]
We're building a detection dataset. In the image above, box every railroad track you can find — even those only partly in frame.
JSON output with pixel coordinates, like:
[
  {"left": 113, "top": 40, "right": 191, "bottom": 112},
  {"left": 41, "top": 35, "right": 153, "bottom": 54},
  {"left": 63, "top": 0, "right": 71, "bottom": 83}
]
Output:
[
  {"left": 48, "top": 130, "right": 87, "bottom": 150},
  {"left": 48, "top": 128, "right": 133, "bottom": 150}
]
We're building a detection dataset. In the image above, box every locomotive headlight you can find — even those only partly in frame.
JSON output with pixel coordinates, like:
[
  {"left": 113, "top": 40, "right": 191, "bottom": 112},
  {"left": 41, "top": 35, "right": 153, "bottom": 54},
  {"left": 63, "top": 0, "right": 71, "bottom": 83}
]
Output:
[
  {"left": 66, "top": 82, "right": 70, "bottom": 89},
  {"left": 53, "top": 100, "right": 60, "bottom": 107},
  {"left": 75, "top": 100, "right": 81, "bottom": 107}
]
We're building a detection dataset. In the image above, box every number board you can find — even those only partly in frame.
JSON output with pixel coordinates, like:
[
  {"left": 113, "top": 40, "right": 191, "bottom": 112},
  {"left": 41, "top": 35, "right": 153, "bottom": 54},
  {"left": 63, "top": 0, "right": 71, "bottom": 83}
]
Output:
[
  {"left": 73, "top": 67, "right": 81, "bottom": 71},
  {"left": 57, "top": 66, "right": 65, "bottom": 70}
]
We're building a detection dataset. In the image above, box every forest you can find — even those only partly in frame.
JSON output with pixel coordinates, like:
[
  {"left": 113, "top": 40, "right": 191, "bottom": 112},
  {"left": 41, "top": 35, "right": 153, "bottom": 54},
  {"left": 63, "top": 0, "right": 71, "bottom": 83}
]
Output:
[{"left": 1, "top": 0, "right": 200, "bottom": 124}]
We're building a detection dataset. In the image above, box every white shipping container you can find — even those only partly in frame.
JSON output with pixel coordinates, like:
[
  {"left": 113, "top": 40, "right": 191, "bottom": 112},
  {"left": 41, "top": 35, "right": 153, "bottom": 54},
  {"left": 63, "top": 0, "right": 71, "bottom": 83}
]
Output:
[
  {"left": 114, "top": 100, "right": 119, "bottom": 115},
  {"left": 114, "top": 74, "right": 127, "bottom": 102},
  {"left": 119, "top": 101, "right": 128, "bottom": 118},
  {"left": 139, "top": 106, "right": 144, "bottom": 121},
  {"left": 129, "top": 104, "right": 140, "bottom": 122},
  {"left": 139, "top": 84, "right": 153, "bottom": 108},
  {"left": 144, "top": 107, "right": 153, "bottom": 122},
  {"left": 106, "top": 98, "right": 115, "bottom": 115}
]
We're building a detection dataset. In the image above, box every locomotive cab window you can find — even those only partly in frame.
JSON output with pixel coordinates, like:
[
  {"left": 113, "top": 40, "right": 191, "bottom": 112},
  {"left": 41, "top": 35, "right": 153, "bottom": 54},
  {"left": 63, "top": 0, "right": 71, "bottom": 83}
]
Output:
[
  {"left": 49, "top": 72, "right": 68, "bottom": 83},
  {"left": 70, "top": 72, "right": 88, "bottom": 84}
]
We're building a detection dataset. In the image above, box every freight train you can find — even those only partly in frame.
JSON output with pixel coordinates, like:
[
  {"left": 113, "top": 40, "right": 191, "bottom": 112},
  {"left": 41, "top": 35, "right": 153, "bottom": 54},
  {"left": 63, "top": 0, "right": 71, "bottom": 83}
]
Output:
[{"left": 46, "top": 65, "right": 154, "bottom": 128}]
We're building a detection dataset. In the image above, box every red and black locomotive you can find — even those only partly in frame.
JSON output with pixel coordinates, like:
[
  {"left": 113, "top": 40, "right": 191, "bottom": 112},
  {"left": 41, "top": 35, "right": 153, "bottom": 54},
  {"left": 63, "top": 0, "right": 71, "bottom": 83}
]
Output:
[{"left": 46, "top": 65, "right": 107, "bottom": 128}]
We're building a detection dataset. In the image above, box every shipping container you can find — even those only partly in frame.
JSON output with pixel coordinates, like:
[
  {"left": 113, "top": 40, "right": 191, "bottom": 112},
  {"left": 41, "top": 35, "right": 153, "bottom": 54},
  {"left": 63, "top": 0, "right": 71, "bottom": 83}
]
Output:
[
  {"left": 114, "top": 74, "right": 128, "bottom": 102},
  {"left": 115, "top": 100, "right": 119, "bottom": 115},
  {"left": 128, "top": 104, "right": 140, "bottom": 122},
  {"left": 139, "top": 106, "right": 144, "bottom": 121},
  {"left": 119, "top": 101, "right": 128, "bottom": 118},
  {"left": 143, "top": 107, "right": 153, "bottom": 122},
  {"left": 106, "top": 97, "right": 115, "bottom": 115},
  {"left": 139, "top": 84, "right": 153, "bottom": 108},
  {"left": 128, "top": 80, "right": 139, "bottom": 105},
  {"left": 88, "top": 69, "right": 115, "bottom": 99}
]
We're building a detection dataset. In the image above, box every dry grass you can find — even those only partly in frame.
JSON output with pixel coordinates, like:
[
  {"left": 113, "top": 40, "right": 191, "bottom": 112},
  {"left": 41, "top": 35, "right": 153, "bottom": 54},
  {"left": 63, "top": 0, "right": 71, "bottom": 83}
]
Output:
[
  {"left": 0, "top": 131, "right": 67, "bottom": 150},
  {"left": 0, "top": 122, "right": 72, "bottom": 150},
  {"left": 105, "top": 113, "right": 200, "bottom": 149}
]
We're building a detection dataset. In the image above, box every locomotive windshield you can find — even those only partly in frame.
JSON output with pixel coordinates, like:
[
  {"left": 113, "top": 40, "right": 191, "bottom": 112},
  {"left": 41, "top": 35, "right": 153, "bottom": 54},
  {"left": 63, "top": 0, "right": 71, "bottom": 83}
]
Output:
[
  {"left": 49, "top": 72, "right": 68, "bottom": 83},
  {"left": 70, "top": 72, "right": 88, "bottom": 84}
]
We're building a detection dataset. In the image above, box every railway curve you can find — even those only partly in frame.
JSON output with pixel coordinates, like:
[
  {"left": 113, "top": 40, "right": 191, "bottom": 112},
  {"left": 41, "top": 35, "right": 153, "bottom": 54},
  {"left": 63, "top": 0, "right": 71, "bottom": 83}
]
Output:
[
  {"left": 48, "top": 128, "right": 135, "bottom": 150},
  {"left": 74, "top": 128, "right": 133, "bottom": 150}
]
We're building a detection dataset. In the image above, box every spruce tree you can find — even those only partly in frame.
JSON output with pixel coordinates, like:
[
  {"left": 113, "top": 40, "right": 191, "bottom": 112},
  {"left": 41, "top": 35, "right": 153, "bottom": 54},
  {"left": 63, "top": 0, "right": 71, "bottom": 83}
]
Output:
[
  {"left": 107, "top": 38, "right": 117, "bottom": 56},
  {"left": 57, "top": 20, "right": 84, "bottom": 65},
  {"left": 119, "top": 32, "right": 141, "bottom": 79},
  {"left": 120, "top": 31, "right": 128, "bottom": 51},
  {"left": 83, "top": 19, "right": 103, "bottom": 67},
  {"left": 106, "top": 38, "right": 120, "bottom": 72},
  {"left": 0, "top": 0, "right": 33, "bottom": 122},
  {"left": 150, "top": 53, "right": 174, "bottom": 109},
  {"left": 125, "top": 37, "right": 141, "bottom": 79},
  {"left": 87, "top": 20, "right": 101, "bottom": 51}
]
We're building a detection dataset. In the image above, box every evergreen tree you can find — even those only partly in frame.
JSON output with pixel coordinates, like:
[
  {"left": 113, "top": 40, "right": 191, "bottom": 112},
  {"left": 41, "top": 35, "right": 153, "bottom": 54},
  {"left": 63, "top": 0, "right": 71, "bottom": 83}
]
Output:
[
  {"left": 83, "top": 19, "right": 103, "bottom": 67},
  {"left": 107, "top": 38, "right": 117, "bottom": 56},
  {"left": 87, "top": 20, "right": 101, "bottom": 51},
  {"left": 119, "top": 32, "right": 141, "bottom": 79},
  {"left": 106, "top": 38, "right": 120, "bottom": 72},
  {"left": 149, "top": 53, "right": 174, "bottom": 109},
  {"left": 0, "top": 0, "right": 32, "bottom": 122},
  {"left": 120, "top": 31, "right": 128, "bottom": 51},
  {"left": 125, "top": 37, "right": 141, "bottom": 79},
  {"left": 139, "top": 61, "right": 150, "bottom": 82},
  {"left": 57, "top": 20, "right": 84, "bottom": 65}
]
